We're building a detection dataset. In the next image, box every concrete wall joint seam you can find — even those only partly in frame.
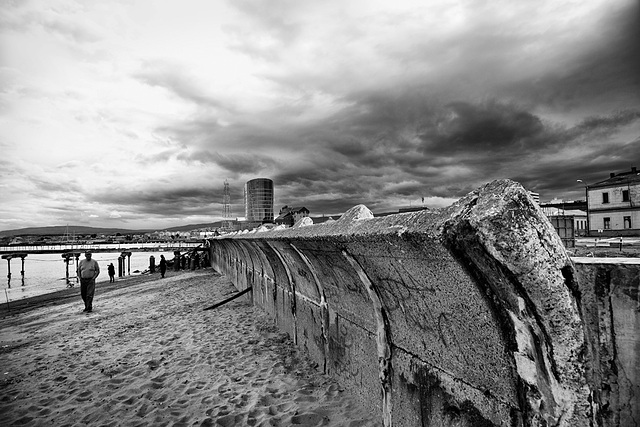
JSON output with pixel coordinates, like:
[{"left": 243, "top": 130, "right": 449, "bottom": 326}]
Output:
[
  {"left": 341, "top": 249, "right": 393, "bottom": 427},
  {"left": 265, "top": 241, "right": 298, "bottom": 345},
  {"left": 393, "top": 345, "right": 516, "bottom": 410},
  {"left": 289, "top": 243, "right": 331, "bottom": 374}
]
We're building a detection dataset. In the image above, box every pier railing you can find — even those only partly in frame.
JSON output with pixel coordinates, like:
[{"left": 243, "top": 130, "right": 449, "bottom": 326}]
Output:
[{"left": 0, "top": 242, "right": 201, "bottom": 254}]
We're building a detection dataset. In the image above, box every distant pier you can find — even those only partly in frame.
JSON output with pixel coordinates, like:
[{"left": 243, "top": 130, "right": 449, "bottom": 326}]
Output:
[{"left": 0, "top": 242, "right": 201, "bottom": 255}]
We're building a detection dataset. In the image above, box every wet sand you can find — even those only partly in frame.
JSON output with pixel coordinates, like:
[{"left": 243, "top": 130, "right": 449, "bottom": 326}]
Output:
[{"left": 0, "top": 269, "right": 381, "bottom": 426}]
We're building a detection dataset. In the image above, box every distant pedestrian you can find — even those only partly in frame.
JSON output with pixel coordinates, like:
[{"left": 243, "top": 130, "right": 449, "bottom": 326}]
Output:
[
  {"left": 108, "top": 263, "right": 116, "bottom": 283},
  {"left": 77, "top": 251, "right": 100, "bottom": 313},
  {"left": 159, "top": 255, "right": 167, "bottom": 278},
  {"left": 194, "top": 252, "right": 200, "bottom": 269}
]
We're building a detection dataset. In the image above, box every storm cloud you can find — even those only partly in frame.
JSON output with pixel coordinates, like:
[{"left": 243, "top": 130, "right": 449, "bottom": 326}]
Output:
[{"left": 1, "top": 0, "right": 639, "bottom": 230}]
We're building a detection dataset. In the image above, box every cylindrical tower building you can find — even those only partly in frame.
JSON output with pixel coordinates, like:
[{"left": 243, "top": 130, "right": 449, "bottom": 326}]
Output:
[{"left": 244, "top": 178, "right": 274, "bottom": 223}]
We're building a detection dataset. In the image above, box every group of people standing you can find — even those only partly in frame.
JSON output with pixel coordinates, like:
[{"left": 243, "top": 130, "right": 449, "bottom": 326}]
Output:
[{"left": 75, "top": 249, "right": 208, "bottom": 313}]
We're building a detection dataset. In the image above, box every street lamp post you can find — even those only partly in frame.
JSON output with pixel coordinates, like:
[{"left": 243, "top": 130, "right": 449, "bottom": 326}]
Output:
[{"left": 577, "top": 180, "right": 590, "bottom": 237}]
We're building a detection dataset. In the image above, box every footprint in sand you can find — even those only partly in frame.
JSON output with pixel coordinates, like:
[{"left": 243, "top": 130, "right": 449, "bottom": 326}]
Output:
[
  {"left": 145, "top": 359, "right": 162, "bottom": 370},
  {"left": 76, "top": 390, "right": 92, "bottom": 402},
  {"left": 119, "top": 395, "right": 137, "bottom": 405},
  {"left": 13, "top": 416, "right": 34, "bottom": 425},
  {"left": 37, "top": 406, "right": 52, "bottom": 416},
  {"left": 184, "top": 386, "right": 200, "bottom": 395},
  {"left": 257, "top": 394, "right": 275, "bottom": 406},
  {"left": 293, "top": 394, "right": 317, "bottom": 403},
  {"left": 277, "top": 401, "right": 296, "bottom": 412},
  {"left": 216, "top": 404, "right": 231, "bottom": 416},
  {"left": 214, "top": 413, "right": 244, "bottom": 427},
  {"left": 148, "top": 381, "right": 164, "bottom": 390},
  {"left": 290, "top": 412, "right": 325, "bottom": 425}
]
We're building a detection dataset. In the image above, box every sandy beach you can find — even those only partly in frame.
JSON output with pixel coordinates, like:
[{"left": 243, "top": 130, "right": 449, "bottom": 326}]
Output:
[{"left": 0, "top": 269, "right": 381, "bottom": 426}]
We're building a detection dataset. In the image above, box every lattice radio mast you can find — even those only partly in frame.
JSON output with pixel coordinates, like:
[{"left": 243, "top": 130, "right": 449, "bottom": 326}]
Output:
[{"left": 222, "top": 180, "right": 232, "bottom": 230}]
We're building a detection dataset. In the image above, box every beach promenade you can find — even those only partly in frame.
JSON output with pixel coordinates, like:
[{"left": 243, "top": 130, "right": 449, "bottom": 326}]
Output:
[{"left": 0, "top": 269, "right": 380, "bottom": 426}]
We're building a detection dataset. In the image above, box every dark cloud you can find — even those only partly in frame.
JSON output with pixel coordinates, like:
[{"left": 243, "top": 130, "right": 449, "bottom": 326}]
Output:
[
  {"left": 417, "top": 100, "right": 548, "bottom": 155},
  {"left": 314, "top": 96, "right": 545, "bottom": 173},
  {"left": 203, "top": 152, "right": 277, "bottom": 174},
  {"left": 154, "top": 150, "right": 279, "bottom": 176},
  {"left": 268, "top": 92, "right": 640, "bottom": 212},
  {"left": 135, "top": 59, "right": 639, "bottom": 217},
  {"left": 155, "top": 110, "right": 309, "bottom": 153},
  {"left": 510, "top": 140, "right": 640, "bottom": 201},
  {"left": 137, "top": 0, "right": 638, "bottom": 220},
  {"left": 574, "top": 110, "right": 640, "bottom": 135},
  {"left": 94, "top": 185, "right": 220, "bottom": 217},
  {"left": 503, "top": 2, "right": 640, "bottom": 112},
  {"left": 134, "top": 61, "right": 230, "bottom": 110},
  {"left": 153, "top": 119, "right": 222, "bottom": 149}
]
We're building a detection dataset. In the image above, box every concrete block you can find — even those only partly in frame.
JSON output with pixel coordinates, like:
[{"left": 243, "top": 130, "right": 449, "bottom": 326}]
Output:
[
  {"left": 326, "top": 309, "right": 381, "bottom": 416},
  {"left": 294, "top": 298, "right": 325, "bottom": 369},
  {"left": 573, "top": 260, "right": 640, "bottom": 427}
]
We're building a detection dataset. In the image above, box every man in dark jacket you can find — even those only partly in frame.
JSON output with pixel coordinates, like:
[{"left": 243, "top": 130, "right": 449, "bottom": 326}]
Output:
[
  {"left": 77, "top": 252, "right": 100, "bottom": 313},
  {"left": 107, "top": 263, "right": 115, "bottom": 282},
  {"left": 159, "top": 255, "right": 167, "bottom": 278}
]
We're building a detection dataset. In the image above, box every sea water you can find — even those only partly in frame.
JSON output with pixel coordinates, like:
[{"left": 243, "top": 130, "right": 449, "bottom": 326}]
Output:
[{"left": 1, "top": 251, "right": 177, "bottom": 303}]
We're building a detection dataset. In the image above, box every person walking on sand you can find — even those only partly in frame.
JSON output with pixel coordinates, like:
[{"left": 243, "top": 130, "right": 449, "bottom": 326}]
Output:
[
  {"left": 159, "top": 255, "right": 167, "bottom": 278},
  {"left": 107, "top": 263, "right": 115, "bottom": 283},
  {"left": 77, "top": 251, "right": 100, "bottom": 313}
]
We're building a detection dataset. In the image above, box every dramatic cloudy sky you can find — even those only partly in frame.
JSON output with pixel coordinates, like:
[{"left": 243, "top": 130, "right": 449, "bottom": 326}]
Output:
[{"left": 1, "top": 0, "right": 639, "bottom": 231}]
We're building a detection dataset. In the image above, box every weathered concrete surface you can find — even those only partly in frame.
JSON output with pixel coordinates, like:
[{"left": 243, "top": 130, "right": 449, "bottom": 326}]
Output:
[
  {"left": 209, "top": 179, "right": 636, "bottom": 426},
  {"left": 572, "top": 259, "right": 640, "bottom": 427}
]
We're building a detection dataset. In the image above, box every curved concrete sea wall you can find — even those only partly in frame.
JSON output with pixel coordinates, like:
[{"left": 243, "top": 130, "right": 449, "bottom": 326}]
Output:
[{"left": 208, "top": 179, "right": 638, "bottom": 427}]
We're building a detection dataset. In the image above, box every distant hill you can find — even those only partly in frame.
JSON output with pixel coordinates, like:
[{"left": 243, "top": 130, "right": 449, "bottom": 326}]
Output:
[
  {"left": 0, "top": 222, "right": 226, "bottom": 238},
  {"left": 161, "top": 222, "right": 225, "bottom": 232}
]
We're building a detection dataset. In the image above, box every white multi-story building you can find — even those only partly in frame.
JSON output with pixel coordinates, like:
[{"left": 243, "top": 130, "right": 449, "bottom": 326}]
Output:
[{"left": 586, "top": 167, "right": 639, "bottom": 236}]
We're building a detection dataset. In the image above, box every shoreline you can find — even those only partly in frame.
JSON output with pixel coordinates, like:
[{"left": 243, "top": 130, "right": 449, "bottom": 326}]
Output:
[
  {"left": 0, "top": 269, "right": 381, "bottom": 426},
  {"left": 0, "top": 251, "right": 180, "bottom": 307},
  {"left": 1, "top": 271, "right": 163, "bottom": 317}
]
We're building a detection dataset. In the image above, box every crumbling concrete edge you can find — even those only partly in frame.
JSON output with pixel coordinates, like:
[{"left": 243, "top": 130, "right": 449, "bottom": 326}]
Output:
[{"left": 440, "top": 180, "right": 590, "bottom": 426}]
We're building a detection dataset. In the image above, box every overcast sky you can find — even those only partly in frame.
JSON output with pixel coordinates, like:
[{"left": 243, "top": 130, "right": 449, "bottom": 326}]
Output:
[{"left": 1, "top": 0, "right": 639, "bottom": 231}]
